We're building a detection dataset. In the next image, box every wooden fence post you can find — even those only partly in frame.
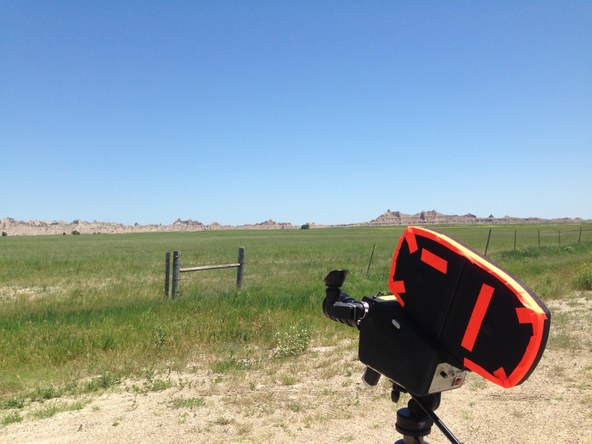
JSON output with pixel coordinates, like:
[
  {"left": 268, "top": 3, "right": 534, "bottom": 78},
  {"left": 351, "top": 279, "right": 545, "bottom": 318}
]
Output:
[
  {"left": 164, "top": 252, "right": 171, "bottom": 297},
  {"left": 578, "top": 226, "right": 582, "bottom": 244},
  {"left": 236, "top": 247, "right": 245, "bottom": 288},
  {"left": 513, "top": 230, "right": 517, "bottom": 251},
  {"left": 172, "top": 250, "right": 181, "bottom": 298}
]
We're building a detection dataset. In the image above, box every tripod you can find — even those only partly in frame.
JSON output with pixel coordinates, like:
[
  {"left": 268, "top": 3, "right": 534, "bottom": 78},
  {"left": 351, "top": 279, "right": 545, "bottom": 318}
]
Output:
[{"left": 391, "top": 386, "right": 462, "bottom": 444}]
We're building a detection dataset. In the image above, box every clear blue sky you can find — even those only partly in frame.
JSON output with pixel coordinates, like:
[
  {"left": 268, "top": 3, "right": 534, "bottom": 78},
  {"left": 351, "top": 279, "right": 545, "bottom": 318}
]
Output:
[{"left": 1, "top": 1, "right": 591, "bottom": 225}]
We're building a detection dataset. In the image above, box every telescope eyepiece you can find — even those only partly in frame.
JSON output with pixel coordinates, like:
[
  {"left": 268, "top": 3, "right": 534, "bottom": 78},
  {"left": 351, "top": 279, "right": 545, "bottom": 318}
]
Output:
[
  {"left": 324, "top": 269, "right": 348, "bottom": 289},
  {"left": 323, "top": 270, "right": 368, "bottom": 328}
]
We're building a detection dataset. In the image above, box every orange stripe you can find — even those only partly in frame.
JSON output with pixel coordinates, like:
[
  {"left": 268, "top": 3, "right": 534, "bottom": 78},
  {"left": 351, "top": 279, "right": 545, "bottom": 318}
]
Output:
[
  {"left": 391, "top": 280, "right": 406, "bottom": 294},
  {"left": 461, "top": 284, "right": 494, "bottom": 352},
  {"left": 515, "top": 307, "right": 534, "bottom": 324},
  {"left": 391, "top": 280, "right": 406, "bottom": 306},
  {"left": 404, "top": 229, "right": 418, "bottom": 253},
  {"left": 420, "top": 248, "right": 448, "bottom": 274}
]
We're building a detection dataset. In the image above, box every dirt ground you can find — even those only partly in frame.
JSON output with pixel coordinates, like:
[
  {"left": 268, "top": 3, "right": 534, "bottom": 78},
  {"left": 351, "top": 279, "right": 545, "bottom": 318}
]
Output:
[{"left": 2, "top": 297, "right": 591, "bottom": 444}]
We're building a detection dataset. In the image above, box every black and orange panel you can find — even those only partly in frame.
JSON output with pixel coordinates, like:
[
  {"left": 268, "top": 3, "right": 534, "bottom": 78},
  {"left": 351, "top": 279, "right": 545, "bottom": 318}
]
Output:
[{"left": 388, "top": 226, "right": 550, "bottom": 388}]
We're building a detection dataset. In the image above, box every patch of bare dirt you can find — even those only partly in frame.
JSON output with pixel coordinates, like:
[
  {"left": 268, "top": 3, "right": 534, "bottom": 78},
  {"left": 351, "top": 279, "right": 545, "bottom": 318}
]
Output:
[
  {"left": 0, "top": 286, "right": 61, "bottom": 302},
  {"left": 2, "top": 301, "right": 591, "bottom": 443}
]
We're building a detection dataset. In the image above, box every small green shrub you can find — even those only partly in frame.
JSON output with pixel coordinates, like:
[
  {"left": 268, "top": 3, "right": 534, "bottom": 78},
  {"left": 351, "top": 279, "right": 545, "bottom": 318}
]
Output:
[
  {"left": 1, "top": 411, "right": 23, "bottom": 426},
  {"left": 0, "top": 397, "right": 25, "bottom": 410},
  {"left": 272, "top": 321, "right": 311, "bottom": 358},
  {"left": 30, "top": 386, "right": 63, "bottom": 402},
  {"left": 144, "top": 378, "right": 172, "bottom": 392},
  {"left": 211, "top": 357, "right": 250, "bottom": 374},
  {"left": 30, "top": 401, "right": 86, "bottom": 420},
  {"left": 170, "top": 397, "right": 205, "bottom": 409},
  {"left": 31, "top": 405, "right": 59, "bottom": 419},
  {"left": 154, "top": 325, "right": 167, "bottom": 348},
  {"left": 82, "top": 371, "right": 120, "bottom": 393},
  {"left": 574, "top": 264, "right": 592, "bottom": 290}
]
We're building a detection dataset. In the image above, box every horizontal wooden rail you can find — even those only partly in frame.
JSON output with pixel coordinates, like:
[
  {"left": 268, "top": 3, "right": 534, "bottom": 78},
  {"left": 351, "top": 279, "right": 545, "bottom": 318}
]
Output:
[{"left": 180, "top": 263, "right": 240, "bottom": 273}]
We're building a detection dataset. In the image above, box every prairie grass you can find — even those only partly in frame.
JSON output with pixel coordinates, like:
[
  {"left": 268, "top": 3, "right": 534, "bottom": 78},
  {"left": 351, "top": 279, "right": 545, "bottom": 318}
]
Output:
[
  {"left": 0, "top": 224, "right": 590, "bottom": 407},
  {"left": 30, "top": 400, "right": 87, "bottom": 419},
  {"left": 1, "top": 411, "right": 23, "bottom": 426},
  {"left": 170, "top": 397, "right": 205, "bottom": 409},
  {"left": 574, "top": 263, "right": 592, "bottom": 290}
]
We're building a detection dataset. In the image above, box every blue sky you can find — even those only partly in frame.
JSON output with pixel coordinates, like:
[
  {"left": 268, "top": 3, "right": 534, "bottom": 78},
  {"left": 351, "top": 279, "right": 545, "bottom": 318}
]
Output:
[{"left": 1, "top": 1, "right": 591, "bottom": 225}]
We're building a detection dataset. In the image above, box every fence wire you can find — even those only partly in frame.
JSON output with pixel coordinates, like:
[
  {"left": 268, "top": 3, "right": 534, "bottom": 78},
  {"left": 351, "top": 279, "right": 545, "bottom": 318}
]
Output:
[{"left": 434, "top": 225, "right": 592, "bottom": 256}]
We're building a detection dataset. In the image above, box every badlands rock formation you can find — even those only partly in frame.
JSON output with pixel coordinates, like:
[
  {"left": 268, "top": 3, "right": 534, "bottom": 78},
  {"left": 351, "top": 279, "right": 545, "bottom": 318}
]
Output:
[
  {"left": 359, "top": 209, "right": 575, "bottom": 226},
  {"left": 0, "top": 211, "right": 585, "bottom": 236},
  {"left": 0, "top": 217, "right": 296, "bottom": 236}
]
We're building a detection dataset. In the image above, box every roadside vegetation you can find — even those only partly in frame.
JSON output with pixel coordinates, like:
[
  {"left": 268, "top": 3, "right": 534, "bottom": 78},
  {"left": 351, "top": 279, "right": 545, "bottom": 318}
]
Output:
[{"left": 0, "top": 224, "right": 590, "bottom": 423}]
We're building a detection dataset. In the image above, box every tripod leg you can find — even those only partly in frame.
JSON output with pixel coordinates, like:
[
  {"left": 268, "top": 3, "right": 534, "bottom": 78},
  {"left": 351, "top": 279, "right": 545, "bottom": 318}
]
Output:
[{"left": 410, "top": 394, "right": 463, "bottom": 444}]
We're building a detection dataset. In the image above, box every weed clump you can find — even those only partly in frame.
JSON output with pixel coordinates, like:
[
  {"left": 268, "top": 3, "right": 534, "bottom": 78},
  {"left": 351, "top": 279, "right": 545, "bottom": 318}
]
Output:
[
  {"left": 0, "top": 397, "right": 25, "bottom": 410},
  {"left": 574, "top": 264, "right": 592, "bottom": 291},
  {"left": 170, "top": 397, "right": 205, "bottom": 409},
  {"left": 272, "top": 321, "right": 311, "bottom": 358},
  {"left": 1, "top": 411, "right": 22, "bottom": 426}
]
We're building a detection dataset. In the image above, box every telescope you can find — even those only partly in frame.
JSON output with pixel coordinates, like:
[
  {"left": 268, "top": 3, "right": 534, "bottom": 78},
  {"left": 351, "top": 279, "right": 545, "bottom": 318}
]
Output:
[{"left": 323, "top": 227, "right": 550, "bottom": 443}]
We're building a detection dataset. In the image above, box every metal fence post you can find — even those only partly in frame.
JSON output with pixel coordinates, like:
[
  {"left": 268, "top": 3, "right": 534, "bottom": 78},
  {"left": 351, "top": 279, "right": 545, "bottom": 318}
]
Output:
[
  {"left": 366, "top": 244, "right": 376, "bottom": 276},
  {"left": 484, "top": 229, "right": 492, "bottom": 256},
  {"left": 172, "top": 250, "right": 181, "bottom": 298},
  {"left": 236, "top": 247, "right": 245, "bottom": 288},
  {"left": 164, "top": 252, "right": 171, "bottom": 297}
]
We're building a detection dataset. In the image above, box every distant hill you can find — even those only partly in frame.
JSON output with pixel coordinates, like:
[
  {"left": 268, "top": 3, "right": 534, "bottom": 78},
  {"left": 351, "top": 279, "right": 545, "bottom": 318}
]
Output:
[
  {"left": 356, "top": 209, "right": 585, "bottom": 226},
  {"left": 0, "top": 218, "right": 295, "bottom": 236},
  {"left": 0, "top": 211, "right": 587, "bottom": 236}
]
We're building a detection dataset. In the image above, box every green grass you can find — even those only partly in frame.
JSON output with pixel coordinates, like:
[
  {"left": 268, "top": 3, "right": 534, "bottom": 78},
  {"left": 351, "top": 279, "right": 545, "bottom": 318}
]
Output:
[
  {"left": 30, "top": 401, "right": 86, "bottom": 420},
  {"left": 0, "top": 224, "right": 590, "bottom": 405},
  {"left": 170, "top": 397, "right": 205, "bottom": 409},
  {"left": 574, "top": 263, "right": 592, "bottom": 290},
  {"left": 1, "top": 411, "right": 23, "bottom": 426}
]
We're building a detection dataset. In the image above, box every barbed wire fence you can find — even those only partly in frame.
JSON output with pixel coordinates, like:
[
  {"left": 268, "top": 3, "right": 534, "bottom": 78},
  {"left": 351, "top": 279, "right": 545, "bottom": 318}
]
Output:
[{"left": 436, "top": 225, "right": 592, "bottom": 256}]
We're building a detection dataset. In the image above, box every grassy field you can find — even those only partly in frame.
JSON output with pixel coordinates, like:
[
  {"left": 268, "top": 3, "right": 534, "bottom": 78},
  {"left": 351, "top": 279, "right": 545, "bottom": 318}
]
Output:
[{"left": 1, "top": 224, "right": 591, "bottom": 410}]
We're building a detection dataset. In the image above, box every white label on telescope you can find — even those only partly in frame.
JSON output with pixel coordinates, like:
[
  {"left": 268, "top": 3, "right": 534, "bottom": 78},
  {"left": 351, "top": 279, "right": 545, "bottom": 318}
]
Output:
[{"left": 428, "top": 363, "right": 467, "bottom": 394}]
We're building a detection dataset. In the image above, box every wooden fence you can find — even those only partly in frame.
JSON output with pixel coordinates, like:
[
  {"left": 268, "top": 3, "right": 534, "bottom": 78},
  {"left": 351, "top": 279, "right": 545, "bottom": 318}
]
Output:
[{"left": 164, "top": 247, "right": 245, "bottom": 298}]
